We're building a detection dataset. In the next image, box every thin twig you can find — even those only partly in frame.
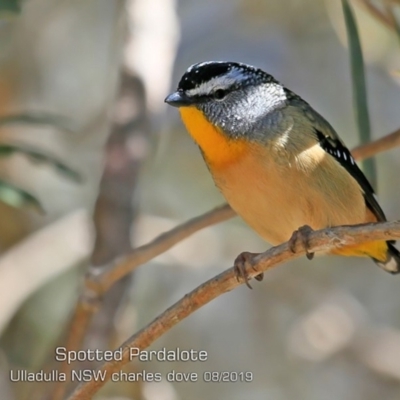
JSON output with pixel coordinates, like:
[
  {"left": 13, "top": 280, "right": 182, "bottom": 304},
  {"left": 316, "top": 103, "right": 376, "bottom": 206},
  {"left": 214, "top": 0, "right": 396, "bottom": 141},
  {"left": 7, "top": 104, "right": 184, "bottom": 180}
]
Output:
[
  {"left": 357, "top": 0, "right": 397, "bottom": 30},
  {"left": 50, "top": 302, "right": 97, "bottom": 400},
  {"left": 352, "top": 127, "right": 400, "bottom": 159},
  {"left": 67, "top": 220, "right": 400, "bottom": 400},
  {"left": 96, "top": 203, "right": 235, "bottom": 292},
  {"left": 384, "top": 0, "right": 400, "bottom": 41}
]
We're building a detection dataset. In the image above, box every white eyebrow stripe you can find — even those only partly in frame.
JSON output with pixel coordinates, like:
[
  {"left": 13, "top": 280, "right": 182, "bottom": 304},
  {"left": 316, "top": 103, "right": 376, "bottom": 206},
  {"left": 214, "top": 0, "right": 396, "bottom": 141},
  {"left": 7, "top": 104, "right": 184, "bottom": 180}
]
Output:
[{"left": 185, "top": 68, "right": 247, "bottom": 97}]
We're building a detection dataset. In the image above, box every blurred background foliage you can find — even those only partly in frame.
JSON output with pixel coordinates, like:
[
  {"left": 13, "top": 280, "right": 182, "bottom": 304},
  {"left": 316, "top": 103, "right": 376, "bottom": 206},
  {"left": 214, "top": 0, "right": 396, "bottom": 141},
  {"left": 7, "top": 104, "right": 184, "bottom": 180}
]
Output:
[
  {"left": 0, "top": 0, "right": 400, "bottom": 399},
  {"left": 0, "top": 0, "right": 21, "bottom": 14}
]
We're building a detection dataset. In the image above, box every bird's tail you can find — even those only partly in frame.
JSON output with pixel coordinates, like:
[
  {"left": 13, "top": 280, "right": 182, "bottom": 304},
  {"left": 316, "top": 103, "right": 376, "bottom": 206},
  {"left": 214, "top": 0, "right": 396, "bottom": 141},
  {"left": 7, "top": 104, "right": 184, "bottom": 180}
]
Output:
[{"left": 373, "top": 242, "right": 400, "bottom": 274}]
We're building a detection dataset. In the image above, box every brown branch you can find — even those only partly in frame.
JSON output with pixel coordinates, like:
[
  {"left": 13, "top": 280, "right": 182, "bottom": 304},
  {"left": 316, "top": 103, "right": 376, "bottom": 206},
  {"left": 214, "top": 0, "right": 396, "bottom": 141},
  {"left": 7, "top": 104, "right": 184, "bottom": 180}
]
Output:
[
  {"left": 356, "top": 0, "right": 397, "bottom": 30},
  {"left": 352, "top": 128, "right": 400, "bottom": 160},
  {"left": 55, "top": 127, "right": 400, "bottom": 399},
  {"left": 67, "top": 220, "right": 400, "bottom": 400},
  {"left": 50, "top": 302, "right": 97, "bottom": 400},
  {"left": 95, "top": 203, "right": 235, "bottom": 292}
]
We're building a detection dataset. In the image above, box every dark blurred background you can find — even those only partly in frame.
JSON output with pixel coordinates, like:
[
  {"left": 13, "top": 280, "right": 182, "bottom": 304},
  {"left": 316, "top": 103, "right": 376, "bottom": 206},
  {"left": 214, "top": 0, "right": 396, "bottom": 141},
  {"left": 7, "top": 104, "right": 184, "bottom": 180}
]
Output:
[{"left": 0, "top": 0, "right": 400, "bottom": 399}]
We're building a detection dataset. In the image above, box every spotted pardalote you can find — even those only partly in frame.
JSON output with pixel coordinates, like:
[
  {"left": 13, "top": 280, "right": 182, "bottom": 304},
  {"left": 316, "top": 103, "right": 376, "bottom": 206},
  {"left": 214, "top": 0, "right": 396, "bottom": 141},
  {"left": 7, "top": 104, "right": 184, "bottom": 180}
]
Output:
[{"left": 165, "top": 61, "right": 400, "bottom": 274}]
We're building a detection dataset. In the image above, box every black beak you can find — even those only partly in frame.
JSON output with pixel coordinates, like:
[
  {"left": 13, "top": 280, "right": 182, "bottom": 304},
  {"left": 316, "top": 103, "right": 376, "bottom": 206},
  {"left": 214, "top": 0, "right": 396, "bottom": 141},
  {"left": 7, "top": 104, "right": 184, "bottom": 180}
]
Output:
[{"left": 164, "top": 91, "right": 192, "bottom": 107}]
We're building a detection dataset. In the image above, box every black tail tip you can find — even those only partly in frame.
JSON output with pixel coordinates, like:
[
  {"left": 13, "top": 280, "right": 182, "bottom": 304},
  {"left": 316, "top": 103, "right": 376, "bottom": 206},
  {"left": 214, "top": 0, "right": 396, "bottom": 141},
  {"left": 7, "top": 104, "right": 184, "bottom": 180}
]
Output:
[{"left": 374, "top": 243, "right": 400, "bottom": 274}]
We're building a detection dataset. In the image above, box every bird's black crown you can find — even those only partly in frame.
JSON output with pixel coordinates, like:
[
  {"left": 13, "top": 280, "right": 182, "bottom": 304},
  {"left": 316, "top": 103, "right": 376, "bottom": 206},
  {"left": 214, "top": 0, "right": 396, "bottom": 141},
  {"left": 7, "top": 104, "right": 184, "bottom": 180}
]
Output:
[{"left": 177, "top": 61, "right": 277, "bottom": 92}]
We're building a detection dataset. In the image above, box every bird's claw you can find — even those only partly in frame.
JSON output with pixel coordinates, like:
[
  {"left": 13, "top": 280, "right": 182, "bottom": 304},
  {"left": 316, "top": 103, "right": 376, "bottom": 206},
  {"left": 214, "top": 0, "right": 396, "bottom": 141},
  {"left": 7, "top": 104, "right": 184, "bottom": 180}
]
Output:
[
  {"left": 234, "top": 251, "right": 263, "bottom": 289},
  {"left": 288, "top": 225, "right": 315, "bottom": 260}
]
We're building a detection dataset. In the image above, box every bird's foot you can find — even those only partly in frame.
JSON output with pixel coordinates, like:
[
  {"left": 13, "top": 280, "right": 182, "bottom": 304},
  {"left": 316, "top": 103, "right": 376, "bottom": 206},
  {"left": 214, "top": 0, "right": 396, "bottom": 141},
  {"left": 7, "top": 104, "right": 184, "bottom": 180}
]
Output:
[
  {"left": 288, "top": 225, "right": 315, "bottom": 260},
  {"left": 234, "top": 251, "right": 264, "bottom": 289}
]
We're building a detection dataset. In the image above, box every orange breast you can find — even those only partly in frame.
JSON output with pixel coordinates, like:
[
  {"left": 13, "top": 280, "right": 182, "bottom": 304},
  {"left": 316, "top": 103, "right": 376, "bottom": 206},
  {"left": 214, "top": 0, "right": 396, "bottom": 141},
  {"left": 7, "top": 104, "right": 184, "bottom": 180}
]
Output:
[
  {"left": 179, "top": 106, "right": 247, "bottom": 169},
  {"left": 209, "top": 145, "right": 315, "bottom": 244}
]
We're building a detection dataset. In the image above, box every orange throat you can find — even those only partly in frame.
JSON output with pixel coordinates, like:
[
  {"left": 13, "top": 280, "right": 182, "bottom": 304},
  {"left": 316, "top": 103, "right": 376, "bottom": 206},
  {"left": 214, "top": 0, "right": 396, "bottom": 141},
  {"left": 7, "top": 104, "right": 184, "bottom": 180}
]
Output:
[{"left": 179, "top": 106, "right": 247, "bottom": 169}]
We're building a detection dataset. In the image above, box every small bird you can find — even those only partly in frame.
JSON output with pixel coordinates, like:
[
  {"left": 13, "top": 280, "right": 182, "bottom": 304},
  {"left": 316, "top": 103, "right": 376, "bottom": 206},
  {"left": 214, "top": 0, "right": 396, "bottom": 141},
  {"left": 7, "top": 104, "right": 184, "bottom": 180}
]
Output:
[{"left": 165, "top": 61, "right": 400, "bottom": 275}]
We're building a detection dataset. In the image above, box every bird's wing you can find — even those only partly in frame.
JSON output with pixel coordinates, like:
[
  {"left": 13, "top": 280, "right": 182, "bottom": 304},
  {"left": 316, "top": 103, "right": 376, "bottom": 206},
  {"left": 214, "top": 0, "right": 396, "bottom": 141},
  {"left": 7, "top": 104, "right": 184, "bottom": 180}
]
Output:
[
  {"left": 306, "top": 107, "right": 386, "bottom": 222},
  {"left": 284, "top": 91, "right": 386, "bottom": 222}
]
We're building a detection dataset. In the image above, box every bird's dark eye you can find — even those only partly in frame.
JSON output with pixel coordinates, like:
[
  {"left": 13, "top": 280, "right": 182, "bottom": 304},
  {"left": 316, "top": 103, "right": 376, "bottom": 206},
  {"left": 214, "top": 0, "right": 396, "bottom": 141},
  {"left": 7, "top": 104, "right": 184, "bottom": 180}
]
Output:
[{"left": 213, "top": 89, "right": 226, "bottom": 100}]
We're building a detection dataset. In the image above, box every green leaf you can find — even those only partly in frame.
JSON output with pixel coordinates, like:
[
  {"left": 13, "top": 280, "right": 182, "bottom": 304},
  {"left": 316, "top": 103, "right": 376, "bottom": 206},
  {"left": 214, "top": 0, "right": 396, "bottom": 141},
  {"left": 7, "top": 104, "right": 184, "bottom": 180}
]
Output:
[
  {"left": 0, "top": 113, "right": 77, "bottom": 134},
  {"left": 0, "top": 143, "right": 82, "bottom": 182},
  {"left": 342, "top": 0, "right": 377, "bottom": 189},
  {"left": 0, "top": 112, "right": 81, "bottom": 181},
  {"left": 0, "top": 179, "right": 43, "bottom": 213},
  {"left": 0, "top": 0, "right": 20, "bottom": 14}
]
